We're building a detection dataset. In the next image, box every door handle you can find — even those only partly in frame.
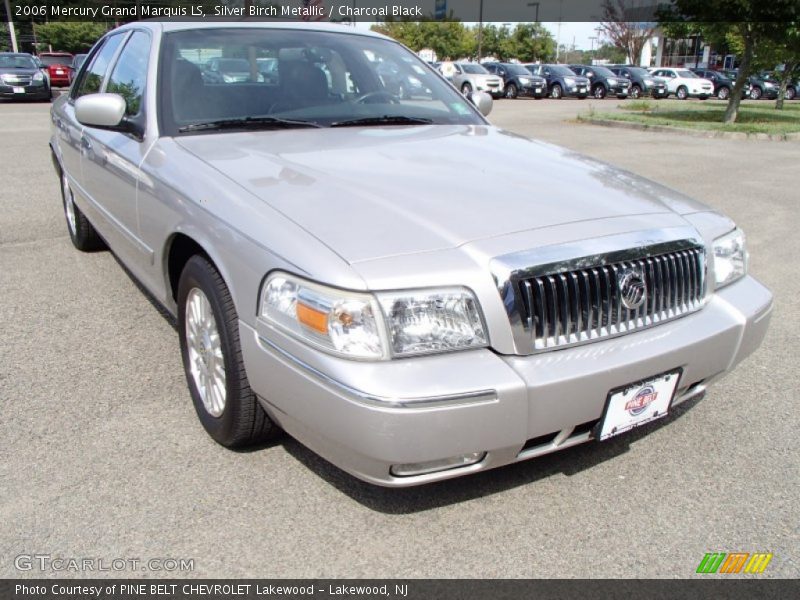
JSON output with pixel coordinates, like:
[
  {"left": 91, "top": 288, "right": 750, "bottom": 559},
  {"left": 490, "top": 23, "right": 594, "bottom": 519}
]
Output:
[{"left": 80, "top": 136, "right": 92, "bottom": 153}]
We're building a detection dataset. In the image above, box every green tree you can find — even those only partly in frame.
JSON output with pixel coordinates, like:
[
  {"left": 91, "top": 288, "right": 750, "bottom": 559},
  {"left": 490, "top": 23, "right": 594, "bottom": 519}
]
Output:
[
  {"left": 661, "top": 1, "right": 799, "bottom": 123},
  {"left": 372, "top": 20, "right": 476, "bottom": 60},
  {"left": 503, "top": 23, "right": 556, "bottom": 62},
  {"left": 35, "top": 22, "right": 109, "bottom": 54},
  {"left": 0, "top": 23, "right": 8, "bottom": 52}
]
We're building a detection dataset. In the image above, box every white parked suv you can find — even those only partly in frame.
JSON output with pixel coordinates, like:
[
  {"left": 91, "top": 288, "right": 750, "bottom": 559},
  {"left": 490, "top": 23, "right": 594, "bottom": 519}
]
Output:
[{"left": 649, "top": 67, "right": 714, "bottom": 99}]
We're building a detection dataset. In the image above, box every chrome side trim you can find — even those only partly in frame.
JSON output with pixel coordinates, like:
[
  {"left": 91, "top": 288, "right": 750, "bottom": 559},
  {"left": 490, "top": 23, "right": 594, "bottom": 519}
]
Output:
[
  {"left": 490, "top": 227, "right": 708, "bottom": 355},
  {"left": 257, "top": 335, "right": 498, "bottom": 410}
]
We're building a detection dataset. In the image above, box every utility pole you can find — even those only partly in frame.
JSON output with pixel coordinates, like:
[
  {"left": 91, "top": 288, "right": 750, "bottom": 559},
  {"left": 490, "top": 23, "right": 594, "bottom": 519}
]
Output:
[
  {"left": 477, "top": 0, "right": 484, "bottom": 60},
  {"left": 3, "top": 0, "right": 18, "bottom": 52},
  {"left": 527, "top": 2, "right": 540, "bottom": 23},
  {"left": 555, "top": 0, "right": 563, "bottom": 62}
]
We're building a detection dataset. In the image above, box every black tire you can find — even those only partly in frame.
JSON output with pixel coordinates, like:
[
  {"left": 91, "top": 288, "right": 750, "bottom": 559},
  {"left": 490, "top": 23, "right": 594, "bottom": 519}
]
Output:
[
  {"left": 750, "top": 86, "right": 762, "bottom": 100},
  {"left": 461, "top": 82, "right": 472, "bottom": 96},
  {"left": 717, "top": 86, "right": 730, "bottom": 100},
  {"left": 551, "top": 83, "right": 562, "bottom": 99},
  {"left": 505, "top": 83, "right": 518, "bottom": 99},
  {"left": 630, "top": 84, "right": 642, "bottom": 99},
  {"left": 178, "top": 255, "right": 279, "bottom": 448},
  {"left": 593, "top": 84, "right": 606, "bottom": 99},
  {"left": 60, "top": 169, "right": 105, "bottom": 252},
  {"left": 785, "top": 87, "right": 796, "bottom": 100},
  {"left": 676, "top": 86, "right": 688, "bottom": 100}
]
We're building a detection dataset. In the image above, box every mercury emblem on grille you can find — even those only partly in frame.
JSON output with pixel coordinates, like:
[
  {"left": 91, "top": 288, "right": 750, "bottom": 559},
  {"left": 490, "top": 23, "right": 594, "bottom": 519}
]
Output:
[{"left": 618, "top": 268, "right": 647, "bottom": 310}]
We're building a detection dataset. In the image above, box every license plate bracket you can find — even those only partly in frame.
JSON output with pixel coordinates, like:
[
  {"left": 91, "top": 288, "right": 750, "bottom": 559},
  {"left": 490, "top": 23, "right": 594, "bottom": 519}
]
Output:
[{"left": 595, "top": 369, "right": 682, "bottom": 441}]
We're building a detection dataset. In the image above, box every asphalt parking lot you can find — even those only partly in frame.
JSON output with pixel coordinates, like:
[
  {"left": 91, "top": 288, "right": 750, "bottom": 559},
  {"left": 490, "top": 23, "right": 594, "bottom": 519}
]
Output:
[{"left": 1, "top": 96, "right": 797, "bottom": 579}]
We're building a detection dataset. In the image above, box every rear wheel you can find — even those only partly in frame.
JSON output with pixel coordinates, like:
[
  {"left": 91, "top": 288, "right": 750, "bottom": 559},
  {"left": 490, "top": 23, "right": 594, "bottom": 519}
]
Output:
[
  {"left": 505, "top": 83, "right": 518, "bottom": 99},
  {"left": 550, "top": 83, "right": 563, "bottom": 99},
  {"left": 178, "top": 255, "right": 279, "bottom": 448},
  {"left": 61, "top": 170, "right": 104, "bottom": 251},
  {"left": 676, "top": 86, "right": 688, "bottom": 100},
  {"left": 750, "top": 86, "right": 762, "bottom": 100}
]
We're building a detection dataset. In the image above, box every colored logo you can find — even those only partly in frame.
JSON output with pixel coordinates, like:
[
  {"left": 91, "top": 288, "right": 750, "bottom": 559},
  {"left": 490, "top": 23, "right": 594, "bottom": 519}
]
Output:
[
  {"left": 696, "top": 552, "right": 773, "bottom": 574},
  {"left": 618, "top": 268, "right": 647, "bottom": 310},
  {"left": 624, "top": 385, "right": 658, "bottom": 416}
]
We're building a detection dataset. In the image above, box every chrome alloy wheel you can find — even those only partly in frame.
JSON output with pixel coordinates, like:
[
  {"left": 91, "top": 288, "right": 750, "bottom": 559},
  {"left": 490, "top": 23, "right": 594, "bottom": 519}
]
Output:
[
  {"left": 62, "top": 172, "right": 77, "bottom": 236},
  {"left": 185, "top": 287, "right": 227, "bottom": 417}
]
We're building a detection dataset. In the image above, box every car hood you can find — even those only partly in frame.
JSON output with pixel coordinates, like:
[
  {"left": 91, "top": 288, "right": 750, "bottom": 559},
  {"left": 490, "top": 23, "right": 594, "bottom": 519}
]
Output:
[
  {"left": 175, "top": 125, "right": 705, "bottom": 264},
  {"left": 0, "top": 68, "right": 39, "bottom": 76}
]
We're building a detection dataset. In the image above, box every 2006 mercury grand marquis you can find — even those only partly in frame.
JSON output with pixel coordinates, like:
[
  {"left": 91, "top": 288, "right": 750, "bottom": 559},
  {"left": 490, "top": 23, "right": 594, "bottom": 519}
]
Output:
[{"left": 50, "top": 22, "right": 772, "bottom": 486}]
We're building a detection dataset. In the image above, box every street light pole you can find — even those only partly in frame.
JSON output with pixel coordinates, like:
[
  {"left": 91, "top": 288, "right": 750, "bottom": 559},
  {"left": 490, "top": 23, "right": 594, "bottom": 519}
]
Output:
[
  {"left": 3, "top": 0, "right": 18, "bottom": 52},
  {"left": 527, "top": 2, "right": 540, "bottom": 23}
]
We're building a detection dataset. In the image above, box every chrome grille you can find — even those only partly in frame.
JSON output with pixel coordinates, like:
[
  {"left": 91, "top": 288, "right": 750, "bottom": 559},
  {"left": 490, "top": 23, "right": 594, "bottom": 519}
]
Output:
[
  {"left": 3, "top": 75, "right": 32, "bottom": 85},
  {"left": 515, "top": 246, "right": 705, "bottom": 351}
]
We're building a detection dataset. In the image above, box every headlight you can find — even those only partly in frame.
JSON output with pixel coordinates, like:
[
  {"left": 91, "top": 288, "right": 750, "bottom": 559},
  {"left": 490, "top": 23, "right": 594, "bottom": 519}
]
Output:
[
  {"left": 260, "top": 273, "right": 388, "bottom": 359},
  {"left": 222, "top": 74, "right": 235, "bottom": 83},
  {"left": 519, "top": 77, "right": 530, "bottom": 83},
  {"left": 377, "top": 288, "right": 487, "bottom": 357},
  {"left": 764, "top": 82, "right": 774, "bottom": 88},
  {"left": 0, "top": 73, "right": 10, "bottom": 83},
  {"left": 644, "top": 78, "right": 654, "bottom": 85},
  {"left": 33, "top": 71, "right": 44, "bottom": 82},
  {"left": 608, "top": 78, "right": 617, "bottom": 85},
  {"left": 564, "top": 77, "right": 575, "bottom": 84},
  {"left": 713, "top": 229, "right": 748, "bottom": 288},
  {"left": 259, "top": 273, "right": 488, "bottom": 360}
]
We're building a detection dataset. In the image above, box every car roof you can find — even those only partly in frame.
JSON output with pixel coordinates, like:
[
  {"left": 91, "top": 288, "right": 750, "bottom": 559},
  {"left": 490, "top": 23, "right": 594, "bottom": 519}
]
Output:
[{"left": 112, "top": 19, "right": 390, "bottom": 41}]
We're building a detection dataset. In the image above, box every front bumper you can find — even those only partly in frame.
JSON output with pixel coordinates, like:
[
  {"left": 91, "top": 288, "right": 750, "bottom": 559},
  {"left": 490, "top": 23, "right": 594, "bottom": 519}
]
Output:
[
  {"left": 519, "top": 82, "right": 547, "bottom": 97},
  {"left": 241, "top": 275, "right": 772, "bottom": 487},
  {"left": 648, "top": 86, "right": 668, "bottom": 97},
  {"left": 0, "top": 83, "right": 50, "bottom": 99}
]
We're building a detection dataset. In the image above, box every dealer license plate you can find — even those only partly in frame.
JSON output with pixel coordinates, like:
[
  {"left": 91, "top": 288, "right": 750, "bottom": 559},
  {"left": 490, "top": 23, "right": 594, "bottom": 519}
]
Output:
[
  {"left": 578, "top": 87, "right": 586, "bottom": 93},
  {"left": 597, "top": 370, "right": 680, "bottom": 441},
  {"left": 13, "top": 87, "right": 25, "bottom": 94}
]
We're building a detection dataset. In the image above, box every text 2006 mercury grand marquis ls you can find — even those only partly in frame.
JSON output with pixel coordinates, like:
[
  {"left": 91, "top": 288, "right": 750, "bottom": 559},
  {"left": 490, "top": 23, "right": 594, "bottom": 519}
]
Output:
[{"left": 50, "top": 22, "right": 772, "bottom": 486}]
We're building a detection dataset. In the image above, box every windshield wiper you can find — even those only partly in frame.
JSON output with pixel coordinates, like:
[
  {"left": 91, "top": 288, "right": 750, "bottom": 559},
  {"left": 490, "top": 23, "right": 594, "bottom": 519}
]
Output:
[
  {"left": 179, "top": 116, "right": 322, "bottom": 133},
  {"left": 330, "top": 115, "right": 433, "bottom": 128}
]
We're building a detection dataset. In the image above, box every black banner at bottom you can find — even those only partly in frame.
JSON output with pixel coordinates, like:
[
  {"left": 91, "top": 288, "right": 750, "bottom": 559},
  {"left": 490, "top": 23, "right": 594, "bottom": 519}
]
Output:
[{"left": 2, "top": 579, "right": 799, "bottom": 600}]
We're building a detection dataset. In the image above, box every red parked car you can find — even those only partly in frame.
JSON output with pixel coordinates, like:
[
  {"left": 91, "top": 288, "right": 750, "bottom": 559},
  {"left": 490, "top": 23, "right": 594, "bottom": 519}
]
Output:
[{"left": 38, "top": 52, "right": 73, "bottom": 87}]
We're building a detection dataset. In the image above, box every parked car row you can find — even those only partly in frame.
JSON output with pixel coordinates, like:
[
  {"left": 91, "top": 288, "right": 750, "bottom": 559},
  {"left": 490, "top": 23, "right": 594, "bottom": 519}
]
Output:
[
  {"left": 0, "top": 52, "right": 52, "bottom": 101},
  {"left": 435, "top": 60, "right": 798, "bottom": 103}
]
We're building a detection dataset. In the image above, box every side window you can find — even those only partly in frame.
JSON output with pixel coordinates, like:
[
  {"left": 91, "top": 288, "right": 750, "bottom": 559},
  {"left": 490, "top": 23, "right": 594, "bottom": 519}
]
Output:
[
  {"left": 106, "top": 31, "right": 150, "bottom": 116},
  {"left": 74, "top": 34, "right": 124, "bottom": 99}
]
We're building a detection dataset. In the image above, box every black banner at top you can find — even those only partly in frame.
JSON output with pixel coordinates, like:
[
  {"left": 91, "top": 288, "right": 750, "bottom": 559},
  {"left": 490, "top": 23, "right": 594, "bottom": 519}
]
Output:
[{"left": 2, "top": 0, "right": 798, "bottom": 24}]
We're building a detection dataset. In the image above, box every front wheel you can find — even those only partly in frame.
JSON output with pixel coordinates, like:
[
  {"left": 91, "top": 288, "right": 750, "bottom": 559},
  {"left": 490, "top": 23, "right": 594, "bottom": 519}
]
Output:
[
  {"left": 785, "top": 87, "right": 796, "bottom": 100},
  {"left": 461, "top": 82, "right": 472, "bottom": 96},
  {"left": 717, "top": 86, "right": 730, "bottom": 100},
  {"left": 630, "top": 84, "right": 642, "bottom": 99},
  {"left": 178, "top": 255, "right": 279, "bottom": 448},
  {"left": 593, "top": 85, "right": 606, "bottom": 99},
  {"left": 505, "top": 83, "right": 518, "bottom": 99},
  {"left": 550, "top": 83, "right": 563, "bottom": 99},
  {"left": 750, "top": 86, "right": 762, "bottom": 100},
  {"left": 676, "top": 86, "right": 688, "bottom": 100}
]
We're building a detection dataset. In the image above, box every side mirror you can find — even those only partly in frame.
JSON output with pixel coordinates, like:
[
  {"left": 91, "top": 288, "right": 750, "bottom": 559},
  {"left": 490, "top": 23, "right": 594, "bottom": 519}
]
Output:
[
  {"left": 75, "top": 93, "right": 127, "bottom": 129},
  {"left": 469, "top": 91, "right": 493, "bottom": 117}
]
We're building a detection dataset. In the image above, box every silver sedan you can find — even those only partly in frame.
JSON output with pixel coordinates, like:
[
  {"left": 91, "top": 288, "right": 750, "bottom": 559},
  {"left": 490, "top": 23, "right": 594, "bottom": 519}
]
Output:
[{"left": 51, "top": 21, "right": 772, "bottom": 487}]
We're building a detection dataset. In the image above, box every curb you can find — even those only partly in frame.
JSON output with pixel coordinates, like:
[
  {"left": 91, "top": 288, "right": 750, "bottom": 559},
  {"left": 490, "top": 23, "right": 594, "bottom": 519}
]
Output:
[{"left": 577, "top": 117, "right": 800, "bottom": 141}]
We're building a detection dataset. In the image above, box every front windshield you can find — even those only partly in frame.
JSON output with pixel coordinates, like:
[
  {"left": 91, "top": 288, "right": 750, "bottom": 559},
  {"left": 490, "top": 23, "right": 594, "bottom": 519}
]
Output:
[
  {"left": 460, "top": 63, "right": 488, "bottom": 75},
  {"left": 505, "top": 64, "right": 530, "bottom": 76},
  {"left": 549, "top": 65, "right": 576, "bottom": 76},
  {"left": 626, "top": 67, "right": 649, "bottom": 77},
  {"left": 591, "top": 66, "right": 615, "bottom": 77},
  {"left": 0, "top": 54, "right": 37, "bottom": 69},
  {"left": 677, "top": 70, "right": 698, "bottom": 78},
  {"left": 160, "top": 28, "right": 484, "bottom": 134}
]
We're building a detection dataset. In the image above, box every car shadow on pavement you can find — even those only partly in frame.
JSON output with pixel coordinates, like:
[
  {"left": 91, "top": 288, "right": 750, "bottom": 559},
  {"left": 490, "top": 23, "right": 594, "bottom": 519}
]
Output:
[{"left": 281, "top": 394, "right": 704, "bottom": 514}]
